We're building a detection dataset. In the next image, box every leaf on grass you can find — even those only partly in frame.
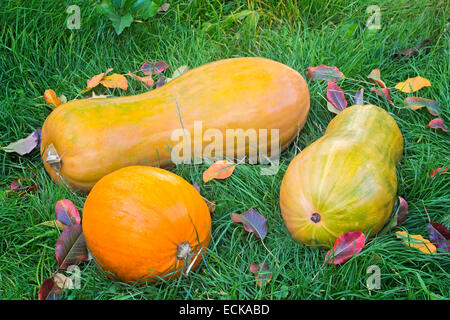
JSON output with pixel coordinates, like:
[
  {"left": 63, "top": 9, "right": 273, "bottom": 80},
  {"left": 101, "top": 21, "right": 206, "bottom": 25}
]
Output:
[
  {"left": 394, "top": 35, "right": 433, "bottom": 59},
  {"left": 325, "top": 231, "right": 366, "bottom": 264},
  {"left": 2, "top": 129, "right": 41, "bottom": 155},
  {"left": 368, "top": 69, "right": 386, "bottom": 88},
  {"left": 157, "top": 3, "right": 170, "bottom": 12},
  {"left": 306, "top": 65, "right": 344, "bottom": 81},
  {"left": 353, "top": 88, "right": 364, "bottom": 105},
  {"left": 427, "top": 222, "right": 450, "bottom": 252},
  {"left": 326, "top": 81, "right": 347, "bottom": 113},
  {"left": 430, "top": 167, "right": 447, "bottom": 178},
  {"left": 55, "top": 199, "right": 81, "bottom": 228},
  {"left": 140, "top": 61, "right": 170, "bottom": 75},
  {"left": 370, "top": 87, "right": 392, "bottom": 103},
  {"left": 426, "top": 118, "right": 449, "bottom": 132},
  {"left": 43, "top": 89, "right": 66, "bottom": 107},
  {"left": 203, "top": 160, "right": 236, "bottom": 183},
  {"left": 395, "top": 231, "right": 436, "bottom": 254},
  {"left": 395, "top": 76, "right": 431, "bottom": 93},
  {"left": 166, "top": 65, "right": 189, "bottom": 82},
  {"left": 396, "top": 197, "right": 409, "bottom": 225},
  {"left": 55, "top": 224, "right": 89, "bottom": 269},
  {"left": 10, "top": 178, "right": 37, "bottom": 197},
  {"left": 404, "top": 97, "right": 441, "bottom": 116},
  {"left": 232, "top": 208, "right": 268, "bottom": 240},
  {"left": 84, "top": 68, "right": 113, "bottom": 91},
  {"left": 38, "top": 278, "right": 60, "bottom": 300},
  {"left": 155, "top": 76, "right": 165, "bottom": 88},
  {"left": 100, "top": 73, "right": 128, "bottom": 90},
  {"left": 127, "top": 71, "right": 154, "bottom": 88},
  {"left": 192, "top": 182, "right": 216, "bottom": 213},
  {"left": 249, "top": 262, "right": 271, "bottom": 287}
]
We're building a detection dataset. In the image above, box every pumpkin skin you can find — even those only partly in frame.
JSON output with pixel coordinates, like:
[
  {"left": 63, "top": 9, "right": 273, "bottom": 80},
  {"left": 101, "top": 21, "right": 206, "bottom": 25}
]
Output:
[
  {"left": 82, "top": 166, "right": 211, "bottom": 283},
  {"left": 40, "top": 57, "right": 310, "bottom": 192},
  {"left": 280, "top": 105, "right": 403, "bottom": 248}
]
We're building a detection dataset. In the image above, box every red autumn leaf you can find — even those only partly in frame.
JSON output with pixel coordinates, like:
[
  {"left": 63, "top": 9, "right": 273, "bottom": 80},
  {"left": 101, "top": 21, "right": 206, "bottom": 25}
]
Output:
[
  {"left": 155, "top": 76, "right": 166, "bottom": 88},
  {"left": 140, "top": 61, "right": 170, "bottom": 75},
  {"left": 353, "top": 88, "right": 364, "bottom": 105},
  {"left": 249, "top": 262, "right": 271, "bottom": 287},
  {"left": 426, "top": 118, "right": 449, "bottom": 132},
  {"left": 38, "top": 278, "right": 61, "bottom": 300},
  {"left": 404, "top": 97, "right": 441, "bottom": 116},
  {"left": 396, "top": 196, "right": 409, "bottom": 225},
  {"left": 430, "top": 167, "right": 447, "bottom": 178},
  {"left": 427, "top": 222, "right": 450, "bottom": 252},
  {"left": 306, "top": 65, "right": 344, "bottom": 81},
  {"left": 203, "top": 160, "right": 236, "bottom": 183},
  {"left": 55, "top": 199, "right": 81, "bottom": 228},
  {"left": 370, "top": 87, "right": 392, "bottom": 104},
  {"left": 3, "top": 128, "right": 41, "bottom": 156},
  {"left": 325, "top": 231, "right": 366, "bottom": 264},
  {"left": 326, "top": 81, "right": 347, "bottom": 113},
  {"left": 10, "top": 178, "right": 37, "bottom": 196},
  {"left": 232, "top": 208, "right": 268, "bottom": 240},
  {"left": 368, "top": 69, "right": 386, "bottom": 88},
  {"left": 55, "top": 224, "right": 89, "bottom": 270},
  {"left": 127, "top": 71, "right": 155, "bottom": 88}
]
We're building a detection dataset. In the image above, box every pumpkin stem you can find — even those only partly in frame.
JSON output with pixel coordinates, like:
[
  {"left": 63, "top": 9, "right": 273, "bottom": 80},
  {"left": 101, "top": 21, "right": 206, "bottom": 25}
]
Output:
[
  {"left": 176, "top": 241, "right": 192, "bottom": 260},
  {"left": 311, "top": 212, "right": 321, "bottom": 223},
  {"left": 45, "top": 143, "right": 62, "bottom": 171}
]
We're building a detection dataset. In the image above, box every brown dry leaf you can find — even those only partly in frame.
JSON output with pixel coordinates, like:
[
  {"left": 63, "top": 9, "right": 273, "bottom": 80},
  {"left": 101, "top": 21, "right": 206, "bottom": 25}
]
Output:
[
  {"left": 100, "top": 73, "right": 128, "bottom": 90},
  {"left": 395, "top": 76, "right": 431, "bottom": 93},
  {"left": 396, "top": 231, "right": 437, "bottom": 254},
  {"left": 203, "top": 160, "right": 236, "bottom": 183}
]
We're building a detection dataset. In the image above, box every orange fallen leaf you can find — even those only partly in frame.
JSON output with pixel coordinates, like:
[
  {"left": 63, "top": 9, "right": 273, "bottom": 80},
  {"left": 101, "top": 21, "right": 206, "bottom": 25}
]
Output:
[
  {"left": 100, "top": 73, "right": 128, "bottom": 90},
  {"left": 395, "top": 76, "right": 431, "bottom": 93},
  {"left": 86, "top": 68, "right": 113, "bottom": 89},
  {"left": 203, "top": 160, "right": 236, "bottom": 183},
  {"left": 127, "top": 71, "right": 155, "bottom": 88},
  {"left": 368, "top": 69, "right": 386, "bottom": 88},
  {"left": 396, "top": 231, "right": 436, "bottom": 254},
  {"left": 43, "top": 89, "right": 66, "bottom": 107}
]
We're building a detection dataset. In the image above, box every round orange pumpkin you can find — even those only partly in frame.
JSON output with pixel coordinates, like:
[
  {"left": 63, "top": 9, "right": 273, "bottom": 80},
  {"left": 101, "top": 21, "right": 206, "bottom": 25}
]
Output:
[{"left": 82, "top": 166, "right": 211, "bottom": 283}]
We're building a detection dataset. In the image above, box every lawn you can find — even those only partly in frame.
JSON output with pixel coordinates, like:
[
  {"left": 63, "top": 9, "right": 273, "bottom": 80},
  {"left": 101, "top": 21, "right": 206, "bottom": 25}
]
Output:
[{"left": 0, "top": 0, "right": 449, "bottom": 300}]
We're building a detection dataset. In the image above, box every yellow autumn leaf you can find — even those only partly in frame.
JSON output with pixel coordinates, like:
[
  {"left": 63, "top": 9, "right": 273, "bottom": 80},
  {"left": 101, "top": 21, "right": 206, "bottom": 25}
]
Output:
[
  {"left": 394, "top": 76, "right": 431, "bottom": 93},
  {"left": 203, "top": 160, "right": 236, "bottom": 183},
  {"left": 395, "top": 231, "right": 437, "bottom": 254},
  {"left": 100, "top": 73, "right": 128, "bottom": 90}
]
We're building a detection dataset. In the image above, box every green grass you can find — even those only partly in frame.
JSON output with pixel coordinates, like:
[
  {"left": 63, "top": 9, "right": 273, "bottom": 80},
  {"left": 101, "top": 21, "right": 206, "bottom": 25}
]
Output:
[{"left": 0, "top": 0, "right": 449, "bottom": 300}]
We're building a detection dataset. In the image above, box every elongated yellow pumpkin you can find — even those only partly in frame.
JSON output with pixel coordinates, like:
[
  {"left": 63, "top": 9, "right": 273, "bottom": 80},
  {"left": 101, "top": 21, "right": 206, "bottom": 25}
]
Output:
[
  {"left": 280, "top": 105, "right": 403, "bottom": 248},
  {"left": 41, "top": 57, "right": 310, "bottom": 191}
]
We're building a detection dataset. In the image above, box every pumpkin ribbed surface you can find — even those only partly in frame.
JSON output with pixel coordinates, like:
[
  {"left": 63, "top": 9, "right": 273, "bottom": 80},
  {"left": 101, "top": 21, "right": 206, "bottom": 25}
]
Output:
[
  {"left": 280, "top": 105, "right": 403, "bottom": 248},
  {"left": 82, "top": 166, "right": 211, "bottom": 283}
]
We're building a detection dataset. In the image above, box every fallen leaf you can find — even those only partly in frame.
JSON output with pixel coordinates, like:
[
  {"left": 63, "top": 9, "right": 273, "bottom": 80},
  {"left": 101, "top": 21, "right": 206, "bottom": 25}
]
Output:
[
  {"left": 326, "top": 81, "right": 347, "bottom": 113},
  {"left": 157, "top": 3, "right": 170, "bottom": 12},
  {"left": 427, "top": 222, "right": 450, "bottom": 252},
  {"left": 192, "top": 182, "right": 216, "bottom": 212},
  {"left": 430, "top": 167, "right": 447, "bottom": 178},
  {"left": 404, "top": 97, "right": 441, "bottom": 116},
  {"left": 325, "top": 231, "right": 366, "bottom": 264},
  {"left": 395, "top": 231, "right": 437, "bottom": 254},
  {"left": 368, "top": 69, "right": 386, "bottom": 88},
  {"left": 167, "top": 65, "right": 190, "bottom": 82},
  {"left": 140, "top": 61, "right": 170, "bottom": 75},
  {"left": 2, "top": 129, "right": 41, "bottom": 155},
  {"left": 43, "top": 89, "right": 65, "bottom": 107},
  {"left": 127, "top": 71, "right": 154, "bottom": 88},
  {"left": 306, "top": 65, "right": 344, "bottom": 81},
  {"left": 249, "top": 262, "right": 271, "bottom": 287},
  {"left": 353, "top": 88, "right": 364, "bottom": 105},
  {"left": 85, "top": 68, "right": 113, "bottom": 91},
  {"left": 394, "top": 35, "right": 433, "bottom": 59},
  {"left": 396, "top": 197, "right": 409, "bottom": 225},
  {"left": 232, "top": 208, "right": 267, "bottom": 240},
  {"left": 155, "top": 76, "right": 165, "bottom": 88},
  {"left": 395, "top": 76, "right": 431, "bottom": 93},
  {"left": 10, "top": 178, "right": 37, "bottom": 196},
  {"left": 370, "top": 87, "right": 392, "bottom": 104},
  {"left": 55, "top": 199, "right": 81, "bottom": 228},
  {"left": 55, "top": 224, "right": 89, "bottom": 269},
  {"left": 203, "top": 160, "right": 236, "bottom": 183},
  {"left": 38, "top": 278, "right": 60, "bottom": 300},
  {"left": 426, "top": 118, "right": 449, "bottom": 132},
  {"left": 100, "top": 73, "right": 128, "bottom": 90}
]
